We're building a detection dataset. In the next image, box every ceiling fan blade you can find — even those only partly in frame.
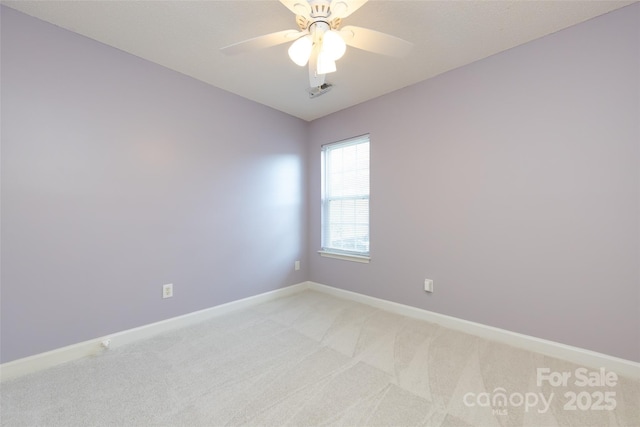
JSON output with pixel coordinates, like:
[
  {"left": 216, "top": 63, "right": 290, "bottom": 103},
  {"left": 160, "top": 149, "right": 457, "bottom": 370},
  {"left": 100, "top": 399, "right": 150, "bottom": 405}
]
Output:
[
  {"left": 279, "top": 0, "right": 312, "bottom": 20},
  {"left": 220, "top": 30, "right": 304, "bottom": 55},
  {"left": 330, "top": 0, "right": 368, "bottom": 19},
  {"left": 340, "top": 25, "right": 412, "bottom": 57}
]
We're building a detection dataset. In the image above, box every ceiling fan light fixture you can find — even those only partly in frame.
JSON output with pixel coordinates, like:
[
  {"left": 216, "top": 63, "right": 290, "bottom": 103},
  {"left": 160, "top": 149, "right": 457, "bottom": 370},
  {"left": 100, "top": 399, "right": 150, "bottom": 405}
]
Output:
[
  {"left": 222, "top": 0, "right": 414, "bottom": 89},
  {"left": 317, "top": 50, "right": 337, "bottom": 74},
  {"left": 288, "top": 35, "right": 313, "bottom": 66},
  {"left": 322, "top": 30, "right": 346, "bottom": 60}
]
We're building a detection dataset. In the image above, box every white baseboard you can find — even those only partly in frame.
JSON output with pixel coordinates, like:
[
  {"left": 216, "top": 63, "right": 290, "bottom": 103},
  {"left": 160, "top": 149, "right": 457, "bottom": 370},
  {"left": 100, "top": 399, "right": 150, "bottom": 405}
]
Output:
[
  {"left": 306, "top": 282, "right": 640, "bottom": 380},
  {"left": 0, "top": 282, "right": 308, "bottom": 382},
  {"left": 3, "top": 281, "right": 638, "bottom": 382}
]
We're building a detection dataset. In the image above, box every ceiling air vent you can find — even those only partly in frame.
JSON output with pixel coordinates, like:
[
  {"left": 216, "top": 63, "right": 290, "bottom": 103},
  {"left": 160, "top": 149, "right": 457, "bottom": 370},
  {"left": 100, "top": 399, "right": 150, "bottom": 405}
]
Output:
[{"left": 307, "top": 83, "right": 333, "bottom": 98}]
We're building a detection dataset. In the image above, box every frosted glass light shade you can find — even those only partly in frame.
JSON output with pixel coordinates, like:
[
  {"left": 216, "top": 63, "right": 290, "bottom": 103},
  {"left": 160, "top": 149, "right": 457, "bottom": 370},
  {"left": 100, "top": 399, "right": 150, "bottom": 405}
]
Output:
[
  {"left": 317, "top": 51, "right": 337, "bottom": 74},
  {"left": 322, "top": 30, "right": 346, "bottom": 60},
  {"left": 288, "top": 35, "right": 313, "bottom": 66}
]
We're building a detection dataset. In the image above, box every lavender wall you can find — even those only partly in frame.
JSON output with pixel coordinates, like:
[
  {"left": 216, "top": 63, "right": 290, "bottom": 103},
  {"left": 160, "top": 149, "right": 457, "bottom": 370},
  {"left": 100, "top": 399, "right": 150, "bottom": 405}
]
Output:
[
  {"left": 0, "top": 7, "right": 308, "bottom": 363},
  {"left": 308, "top": 5, "right": 640, "bottom": 362}
]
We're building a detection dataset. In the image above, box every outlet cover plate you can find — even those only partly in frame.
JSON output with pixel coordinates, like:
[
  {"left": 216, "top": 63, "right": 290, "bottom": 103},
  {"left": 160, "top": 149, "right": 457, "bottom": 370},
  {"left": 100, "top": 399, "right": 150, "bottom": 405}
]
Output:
[
  {"left": 424, "top": 279, "right": 434, "bottom": 293},
  {"left": 163, "top": 283, "right": 173, "bottom": 299}
]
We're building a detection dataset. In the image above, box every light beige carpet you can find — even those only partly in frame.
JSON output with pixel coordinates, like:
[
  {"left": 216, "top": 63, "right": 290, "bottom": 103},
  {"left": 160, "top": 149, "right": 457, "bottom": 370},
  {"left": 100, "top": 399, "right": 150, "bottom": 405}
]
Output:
[{"left": 1, "top": 290, "right": 638, "bottom": 426}]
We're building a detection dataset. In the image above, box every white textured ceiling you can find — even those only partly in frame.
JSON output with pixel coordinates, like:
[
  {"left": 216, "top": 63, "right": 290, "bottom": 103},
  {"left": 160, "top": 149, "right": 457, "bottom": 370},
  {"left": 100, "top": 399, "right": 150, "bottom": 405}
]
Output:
[{"left": 2, "top": 0, "right": 635, "bottom": 121}]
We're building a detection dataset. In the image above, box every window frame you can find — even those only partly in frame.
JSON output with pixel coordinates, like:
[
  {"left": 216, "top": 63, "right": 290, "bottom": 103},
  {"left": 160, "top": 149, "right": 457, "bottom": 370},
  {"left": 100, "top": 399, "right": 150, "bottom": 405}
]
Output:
[{"left": 319, "top": 134, "right": 371, "bottom": 263}]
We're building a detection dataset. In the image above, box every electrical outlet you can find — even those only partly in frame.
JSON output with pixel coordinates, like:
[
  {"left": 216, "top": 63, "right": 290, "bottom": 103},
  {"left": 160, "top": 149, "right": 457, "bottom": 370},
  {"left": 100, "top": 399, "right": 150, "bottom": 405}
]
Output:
[
  {"left": 162, "top": 283, "right": 173, "bottom": 299},
  {"left": 424, "top": 279, "right": 434, "bottom": 293},
  {"left": 295, "top": 260, "right": 300, "bottom": 271}
]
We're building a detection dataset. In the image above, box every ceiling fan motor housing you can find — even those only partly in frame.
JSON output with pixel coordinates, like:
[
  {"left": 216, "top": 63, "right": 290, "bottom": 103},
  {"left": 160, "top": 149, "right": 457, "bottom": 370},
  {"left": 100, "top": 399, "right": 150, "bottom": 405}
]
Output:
[
  {"left": 297, "top": 1, "right": 343, "bottom": 31},
  {"left": 308, "top": 0, "right": 332, "bottom": 19}
]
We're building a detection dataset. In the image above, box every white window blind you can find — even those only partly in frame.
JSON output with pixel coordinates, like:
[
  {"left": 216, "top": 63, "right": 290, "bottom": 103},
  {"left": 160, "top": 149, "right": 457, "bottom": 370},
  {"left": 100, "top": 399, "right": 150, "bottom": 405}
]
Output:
[{"left": 321, "top": 135, "right": 370, "bottom": 258}]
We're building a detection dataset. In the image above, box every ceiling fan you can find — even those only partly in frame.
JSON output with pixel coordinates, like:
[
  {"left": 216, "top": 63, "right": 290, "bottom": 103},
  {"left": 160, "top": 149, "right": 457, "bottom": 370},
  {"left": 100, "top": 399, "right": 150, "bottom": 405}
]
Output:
[{"left": 220, "top": 0, "right": 413, "bottom": 90}]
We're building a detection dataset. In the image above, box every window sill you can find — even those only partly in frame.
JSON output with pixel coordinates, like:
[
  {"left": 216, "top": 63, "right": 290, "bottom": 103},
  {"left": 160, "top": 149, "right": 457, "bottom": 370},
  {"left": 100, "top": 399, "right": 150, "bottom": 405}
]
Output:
[{"left": 318, "top": 250, "right": 370, "bottom": 264}]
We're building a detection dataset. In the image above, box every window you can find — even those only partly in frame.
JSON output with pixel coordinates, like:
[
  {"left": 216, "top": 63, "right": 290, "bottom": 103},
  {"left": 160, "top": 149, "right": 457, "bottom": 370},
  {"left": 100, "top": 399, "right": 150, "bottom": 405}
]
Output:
[{"left": 320, "top": 134, "right": 370, "bottom": 262}]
